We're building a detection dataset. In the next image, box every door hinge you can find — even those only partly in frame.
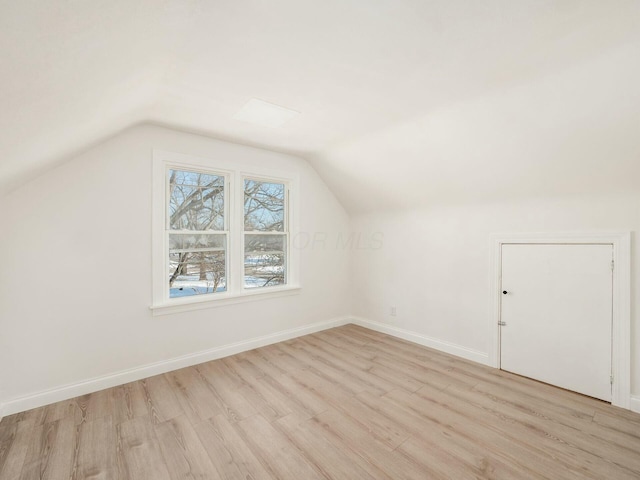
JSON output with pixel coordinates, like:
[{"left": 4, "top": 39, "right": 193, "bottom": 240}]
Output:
[
  {"left": 498, "top": 321, "right": 507, "bottom": 326},
  {"left": 610, "top": 375, "right": 614, "bottom": 385},
  {"left": 611, "top": 259, "right": 615, "bottom": 271}
]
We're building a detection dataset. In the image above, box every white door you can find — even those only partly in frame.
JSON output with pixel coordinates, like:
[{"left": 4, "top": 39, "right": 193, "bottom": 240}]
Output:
[{"left": 500, "top": 244, "right": 613, "bottom": 401}]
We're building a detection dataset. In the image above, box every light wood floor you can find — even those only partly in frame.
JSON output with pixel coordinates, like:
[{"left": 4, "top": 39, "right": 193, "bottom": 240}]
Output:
[{"left": 1, "top": 325, "right": 640, "bottom": 479}]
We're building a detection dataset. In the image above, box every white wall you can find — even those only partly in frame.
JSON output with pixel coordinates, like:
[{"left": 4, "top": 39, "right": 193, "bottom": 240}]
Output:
[
  {"left": 351, "top": 192, "right": 640, "bottom": 395},
  {"left": 0, "top": 124, "right": 350, "bottom": 412}
]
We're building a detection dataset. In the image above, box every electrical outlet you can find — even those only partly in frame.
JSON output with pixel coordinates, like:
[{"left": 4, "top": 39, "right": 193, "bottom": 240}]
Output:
[{"left": 390, "top": 306, "right": 397, "bottom": 316}]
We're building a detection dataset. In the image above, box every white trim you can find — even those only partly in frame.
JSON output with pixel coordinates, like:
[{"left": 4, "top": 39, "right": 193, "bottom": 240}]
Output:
[
  {"left": 0, "top": 316, "right": 350, "bottom": 417},
  {"left": 630, "top": 395, "right": 640, "bottom": 414},
  {"left": 0, "top": 385, "right": 4, "bottom": 420},
  {"left": 489, "top": 231, "right": 631, "bottom": 410},
  {"left": 350, "top": 316, "right": 490, "bottom": 365}
]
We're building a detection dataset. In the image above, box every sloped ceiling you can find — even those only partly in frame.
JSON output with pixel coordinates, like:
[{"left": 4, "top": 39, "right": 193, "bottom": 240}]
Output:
[{"left": 1, "top": 0, "right": 639, "bottom": 211}]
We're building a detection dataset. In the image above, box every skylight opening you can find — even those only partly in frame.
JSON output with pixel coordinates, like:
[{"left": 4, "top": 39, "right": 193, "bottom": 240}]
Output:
[{"left": 232, "top": 98, "right": 299, "bottom": 128}]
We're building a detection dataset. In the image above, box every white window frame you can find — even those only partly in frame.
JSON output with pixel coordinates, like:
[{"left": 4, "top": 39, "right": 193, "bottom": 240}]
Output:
[
  {"left": 165, "top": 165, "right": 230, "bottom": 298},
  {"left": 151, "top": 150, "right": 300, "bottom": 316},
  {"left": 242, "top": 174, "right": 290, "bottom": 290}
]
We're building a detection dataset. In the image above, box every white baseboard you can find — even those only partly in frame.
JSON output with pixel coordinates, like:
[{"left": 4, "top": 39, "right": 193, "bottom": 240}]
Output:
[
  {"left": 0, "top": 316, "right": 351, "bottom": 417},
  {"left": 630, "top": 395, "right": 640, "bottom": 414},
  {"left": 350, "top": 316, "right": 490, "bottom": 366}
]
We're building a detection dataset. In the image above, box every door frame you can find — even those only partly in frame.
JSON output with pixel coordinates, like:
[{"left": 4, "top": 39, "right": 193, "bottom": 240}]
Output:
[{"left": 489, "top": 232, "right": 631, "bottom": 409}]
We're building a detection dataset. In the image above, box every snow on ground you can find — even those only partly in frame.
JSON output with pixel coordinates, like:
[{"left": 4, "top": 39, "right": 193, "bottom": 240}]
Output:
[{"left": 170, "top": 274, "right": 284, "bottom": 297}]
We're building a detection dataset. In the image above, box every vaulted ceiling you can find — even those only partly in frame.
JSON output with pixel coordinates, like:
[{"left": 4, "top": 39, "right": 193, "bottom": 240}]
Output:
[{"left": 2, "top": 0, "right": 639, "bottom": 211}]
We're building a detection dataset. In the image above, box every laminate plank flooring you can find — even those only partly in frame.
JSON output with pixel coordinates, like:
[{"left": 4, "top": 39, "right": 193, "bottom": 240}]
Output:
[{"left": 1, "top": 324, "right": 640, "bottom": 479}]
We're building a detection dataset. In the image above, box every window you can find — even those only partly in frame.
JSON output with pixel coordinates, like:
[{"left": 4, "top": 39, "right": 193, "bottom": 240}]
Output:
[
  {"left": 168, "top": 169, "right": 227, "bottom": 298},
  {"left": 244, "top": 179, "right": 287, "bottom": 289},
  {"left": 152, "top": 150, "right": 299, "bottom": 314}
]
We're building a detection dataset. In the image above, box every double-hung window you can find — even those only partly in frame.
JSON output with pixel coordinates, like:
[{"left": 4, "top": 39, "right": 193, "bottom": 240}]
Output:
[
  {"left": 168, "top": 169, "right": 228, "bottom": 298},
  {"left": 152, "top": 150, "right": 298, "bottom": 314},
  {"left": 243, "top": 179, "right": 287, "bottom": 289}
]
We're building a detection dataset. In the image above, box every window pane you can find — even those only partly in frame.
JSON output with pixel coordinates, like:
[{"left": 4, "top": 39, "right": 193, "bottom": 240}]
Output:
[
  {"left": 169, "top": 249, "right": 226, "bottom": 298},
  {"left": 169, "top": 234, "right": 225, "bottom": 252},
  {"left": 244, "top": 234, "right": 286, "bottom": 289},
  {"left": 169, "top": 169, "right": 224, "bottom": 231},
  {"left": 244, "top": 179, "right": 285, "bottom": 232},
  {"left": 171, "top": 170, "right": 221, "bottom": 187}
]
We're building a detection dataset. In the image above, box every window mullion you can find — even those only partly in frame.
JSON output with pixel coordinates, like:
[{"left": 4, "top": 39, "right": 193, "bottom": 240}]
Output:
[
  {"left": 287, "top": 186, "right": 291, "bottom": 284},
  {"left": 230, "top": 174, "right": 244, "bottom": 294}
]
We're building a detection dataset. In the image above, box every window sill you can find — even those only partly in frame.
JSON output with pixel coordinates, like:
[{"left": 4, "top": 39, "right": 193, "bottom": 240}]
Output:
[{"left": 150, "top": 285, "right": 301, "bottom": 316}]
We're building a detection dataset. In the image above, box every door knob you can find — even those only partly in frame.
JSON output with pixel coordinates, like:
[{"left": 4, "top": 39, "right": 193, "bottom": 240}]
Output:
[{"left": 502, "top": 291, "right": 508, "bottom": 294}]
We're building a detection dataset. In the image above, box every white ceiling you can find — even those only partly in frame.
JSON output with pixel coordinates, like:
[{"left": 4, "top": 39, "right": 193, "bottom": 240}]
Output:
[{"left": 1, "top": 0, "right": 639, "bottom": 211}]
